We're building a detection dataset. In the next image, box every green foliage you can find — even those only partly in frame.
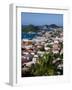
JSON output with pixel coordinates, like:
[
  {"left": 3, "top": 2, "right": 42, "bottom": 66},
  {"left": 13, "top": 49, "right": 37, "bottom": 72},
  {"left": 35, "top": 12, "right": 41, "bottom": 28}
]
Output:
[
  {"left": 53, "top": 53, "right": 60, "bottom": 59},
  {"left": 30, "top": 52, "right": 58, "bottom": 76},
  {"left": 22, "top": 52, "right": 63, "bottom": 76},
  {"left": 60, "top": 53, "right": 63, "bottom": 60},
  {"left": 46, "top": 44, "right": 52, "bottom": 48},
  {"left": 22, "top": 24, "right": 38, "bottom": 32}
]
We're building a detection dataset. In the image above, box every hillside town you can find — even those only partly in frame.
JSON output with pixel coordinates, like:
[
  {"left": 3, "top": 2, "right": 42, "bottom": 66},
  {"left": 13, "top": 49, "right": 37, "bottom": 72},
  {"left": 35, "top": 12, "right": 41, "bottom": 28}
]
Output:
[{"left": 21, "top": 25, "right": 63, "bottom": 77}]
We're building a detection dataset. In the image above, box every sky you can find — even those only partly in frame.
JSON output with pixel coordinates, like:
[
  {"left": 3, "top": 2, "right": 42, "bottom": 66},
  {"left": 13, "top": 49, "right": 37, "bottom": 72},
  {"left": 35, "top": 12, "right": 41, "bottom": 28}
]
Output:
[{"left": 21, "top": 12, "right": 63, "bottom": 26}]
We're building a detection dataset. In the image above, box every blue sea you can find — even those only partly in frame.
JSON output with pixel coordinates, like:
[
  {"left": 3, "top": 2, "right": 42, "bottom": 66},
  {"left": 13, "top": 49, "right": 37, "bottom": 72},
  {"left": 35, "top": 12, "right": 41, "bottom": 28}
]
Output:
[{"left": 22, "top": 32, "right": 38, "bottom": 40}]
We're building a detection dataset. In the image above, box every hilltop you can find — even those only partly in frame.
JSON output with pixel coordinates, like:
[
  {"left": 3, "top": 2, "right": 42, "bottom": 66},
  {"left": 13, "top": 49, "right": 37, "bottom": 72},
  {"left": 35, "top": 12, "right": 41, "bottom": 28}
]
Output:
[{"left": 22, "top": 24, "right": 62, "bottom": 33}]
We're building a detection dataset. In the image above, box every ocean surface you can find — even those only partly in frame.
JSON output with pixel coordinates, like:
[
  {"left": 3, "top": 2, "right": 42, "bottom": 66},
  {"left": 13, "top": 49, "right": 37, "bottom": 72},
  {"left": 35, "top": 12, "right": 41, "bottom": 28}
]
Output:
[{"left": 22, "top": 32, "right": 38, "bottom": 40}]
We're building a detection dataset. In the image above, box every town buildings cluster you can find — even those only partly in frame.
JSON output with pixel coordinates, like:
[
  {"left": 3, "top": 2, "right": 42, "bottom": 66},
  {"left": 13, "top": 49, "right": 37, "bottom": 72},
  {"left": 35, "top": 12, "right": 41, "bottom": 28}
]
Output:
[{"left": 21, "top": 26, "right": 63, "bottom": 75}]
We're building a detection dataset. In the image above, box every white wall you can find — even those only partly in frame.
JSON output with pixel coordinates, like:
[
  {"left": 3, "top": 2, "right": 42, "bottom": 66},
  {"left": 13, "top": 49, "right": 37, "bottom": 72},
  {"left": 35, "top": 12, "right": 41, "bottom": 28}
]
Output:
[{"left": 0, "top": 0, "right": 72, "bottom": 89}]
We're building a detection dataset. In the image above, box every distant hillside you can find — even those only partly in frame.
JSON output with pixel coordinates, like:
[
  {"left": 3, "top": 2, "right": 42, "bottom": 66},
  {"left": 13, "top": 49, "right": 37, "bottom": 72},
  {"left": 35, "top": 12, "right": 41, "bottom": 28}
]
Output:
[
  {"left": 22, "top": 24, "right": 62, "bottom": 32},
  {"left": 49, "top": 24, "right": 60, "bottom": 28},
  {"left": 22, "top": 25, "right": 39, "bottom": 33}
]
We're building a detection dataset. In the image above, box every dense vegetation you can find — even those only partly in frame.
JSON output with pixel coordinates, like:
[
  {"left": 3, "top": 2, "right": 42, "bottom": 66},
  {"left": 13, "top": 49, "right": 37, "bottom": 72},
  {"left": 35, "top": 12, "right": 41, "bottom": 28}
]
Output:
[
  {"left": 22, "top": 52, "right": 63, "bottom": 77},
  {"left": 22, "top": 24, "right": 38, "bottom": 33}
]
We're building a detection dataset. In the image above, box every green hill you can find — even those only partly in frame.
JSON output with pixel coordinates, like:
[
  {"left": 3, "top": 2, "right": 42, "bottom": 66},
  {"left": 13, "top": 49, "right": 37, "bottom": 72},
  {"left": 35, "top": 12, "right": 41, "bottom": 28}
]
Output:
[{"left": 22, "top": 25, "right": 38, "bottom": 33}]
